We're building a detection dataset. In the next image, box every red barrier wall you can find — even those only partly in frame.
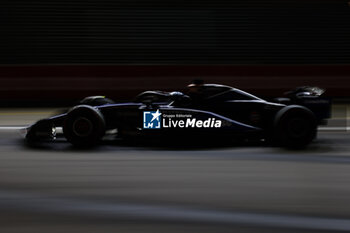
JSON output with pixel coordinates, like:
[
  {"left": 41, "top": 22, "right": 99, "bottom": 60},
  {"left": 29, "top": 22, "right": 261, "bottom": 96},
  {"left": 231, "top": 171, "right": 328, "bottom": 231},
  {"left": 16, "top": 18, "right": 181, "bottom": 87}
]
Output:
[{"left": 0, "top": 65, "right": 349, "bottom": 102}]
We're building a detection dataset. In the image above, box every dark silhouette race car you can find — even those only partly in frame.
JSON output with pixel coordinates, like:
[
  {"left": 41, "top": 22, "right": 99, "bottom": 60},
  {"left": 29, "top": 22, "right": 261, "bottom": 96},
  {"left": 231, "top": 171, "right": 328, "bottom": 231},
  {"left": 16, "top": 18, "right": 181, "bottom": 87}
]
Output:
[{"left": 25, "top": 83, "right": 331, "bottom": 148}]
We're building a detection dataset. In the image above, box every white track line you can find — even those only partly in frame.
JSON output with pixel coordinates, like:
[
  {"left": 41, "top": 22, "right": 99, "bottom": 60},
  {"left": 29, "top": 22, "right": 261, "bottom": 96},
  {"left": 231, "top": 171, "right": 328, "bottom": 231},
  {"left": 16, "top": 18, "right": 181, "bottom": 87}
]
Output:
[
  {"left": 319, "top": 127, "right": 350, "bottom": 131},
  {"left": 0, "top": 126, "right": 26, "bottom": 130},
  {"left": 0, "top": 190, "right": 349, "bottom": 231}
]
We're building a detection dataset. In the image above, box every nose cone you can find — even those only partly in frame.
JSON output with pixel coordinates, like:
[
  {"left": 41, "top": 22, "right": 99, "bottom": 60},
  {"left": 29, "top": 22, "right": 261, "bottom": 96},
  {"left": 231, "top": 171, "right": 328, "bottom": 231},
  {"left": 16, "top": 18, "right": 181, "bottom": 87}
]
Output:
[{"left": 25, "top": 119, "right": 55, "bottom": 142}]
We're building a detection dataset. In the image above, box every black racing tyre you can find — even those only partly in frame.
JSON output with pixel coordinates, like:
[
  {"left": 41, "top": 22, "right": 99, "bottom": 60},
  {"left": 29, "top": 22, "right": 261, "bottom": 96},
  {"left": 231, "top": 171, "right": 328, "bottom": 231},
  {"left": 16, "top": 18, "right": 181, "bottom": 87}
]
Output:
[
  {"left": 80, "top": 96, "right": 115, "bottom": 106},
  {"left": 63, "top": 105, "right": 106, "bottom": 147},
  {"left": 274, "top": 105, "right": 317, "bottom": 148}
]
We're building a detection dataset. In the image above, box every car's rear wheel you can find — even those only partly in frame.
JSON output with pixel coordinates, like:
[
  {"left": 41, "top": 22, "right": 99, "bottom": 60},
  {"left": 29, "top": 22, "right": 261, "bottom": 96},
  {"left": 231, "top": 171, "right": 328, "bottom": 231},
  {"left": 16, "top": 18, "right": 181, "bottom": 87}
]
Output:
[
  {"left": 274, "top": 105, "right": 317, "bottom": 148},
  {"left": 63, "top": 105, "right": 105, "bottom": 147}
]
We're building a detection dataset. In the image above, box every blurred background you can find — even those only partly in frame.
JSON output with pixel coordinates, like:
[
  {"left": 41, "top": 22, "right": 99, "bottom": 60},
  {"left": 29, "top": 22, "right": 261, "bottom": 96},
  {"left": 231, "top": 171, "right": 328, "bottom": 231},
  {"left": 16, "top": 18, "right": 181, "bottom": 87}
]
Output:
[
  {"left": 1, "top": 1, "right": 350, "bottom": 233},
  {"left": 1, "top": 0, "right": 350, "bottom": 105}
]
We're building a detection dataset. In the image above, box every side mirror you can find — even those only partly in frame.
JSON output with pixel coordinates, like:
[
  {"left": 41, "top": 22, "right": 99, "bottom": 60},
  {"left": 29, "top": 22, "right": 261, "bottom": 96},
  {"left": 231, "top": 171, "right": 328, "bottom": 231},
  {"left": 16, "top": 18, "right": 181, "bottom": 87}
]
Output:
[
  {"left": 169, "top": 92, "right": 192, "bottom": 106},
  {"left": 140, "top": 96, "right": 158, "bottom": 108}
]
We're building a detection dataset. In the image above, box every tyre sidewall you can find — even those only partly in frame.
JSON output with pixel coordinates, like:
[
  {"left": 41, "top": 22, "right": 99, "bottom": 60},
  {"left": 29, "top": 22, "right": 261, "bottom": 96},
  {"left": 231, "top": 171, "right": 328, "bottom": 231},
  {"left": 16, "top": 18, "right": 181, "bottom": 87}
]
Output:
[
  {"left": 274, "top": 105, "right": 317, "bottom": 148},
  {"left": 63, "top": 105, "right": 105, "bottom": 147}
]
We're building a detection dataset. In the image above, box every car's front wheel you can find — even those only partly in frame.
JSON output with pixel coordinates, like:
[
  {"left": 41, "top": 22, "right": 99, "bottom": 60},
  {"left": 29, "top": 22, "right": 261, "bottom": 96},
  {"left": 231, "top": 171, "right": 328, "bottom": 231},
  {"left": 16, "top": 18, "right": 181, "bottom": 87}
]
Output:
[
  {"left": 80, "top": 96, "right": 115, "bottom": 106},
  {"left": 63, "top": 105, "right": 106, "bottom": 147}
]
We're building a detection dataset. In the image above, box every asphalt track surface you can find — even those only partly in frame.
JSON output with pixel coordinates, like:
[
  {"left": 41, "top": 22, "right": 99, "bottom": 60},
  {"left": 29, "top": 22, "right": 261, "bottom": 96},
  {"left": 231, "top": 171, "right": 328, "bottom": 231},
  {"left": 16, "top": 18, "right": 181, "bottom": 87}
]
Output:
[{"left": 0, "top": 107, "right": 350, "bottom": 232}]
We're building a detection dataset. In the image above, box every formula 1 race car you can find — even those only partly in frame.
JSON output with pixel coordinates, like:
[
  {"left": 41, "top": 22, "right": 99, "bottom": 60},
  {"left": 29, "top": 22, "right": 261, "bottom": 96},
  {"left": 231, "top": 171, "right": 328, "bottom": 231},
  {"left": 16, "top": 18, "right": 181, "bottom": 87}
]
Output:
[{"left": 25, "top": 83, "right": 331, "bottom": 148}]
